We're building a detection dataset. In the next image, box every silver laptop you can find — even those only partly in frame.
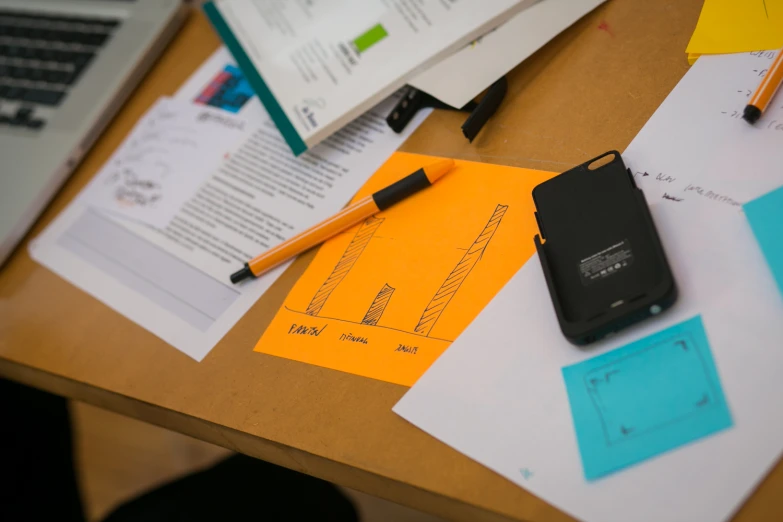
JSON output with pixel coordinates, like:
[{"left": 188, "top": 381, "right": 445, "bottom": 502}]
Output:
[{"left": 0, "top": 0, "right": 186, "bottom": 266}]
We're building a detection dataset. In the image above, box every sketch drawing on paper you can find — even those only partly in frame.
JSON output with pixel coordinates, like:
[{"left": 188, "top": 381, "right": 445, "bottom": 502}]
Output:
[
  {"left": 108, "top": 165, "right": 166, "bottom": 208},
  {"left": 584, "top": 333, "right": 720, "bottom": 446},
  {"left": 296, "top": 203, "right": 509, "bottom": 340},
  {"left": 102, "top": 120, "right": 199, "bottom": 209},
  {"left": 414, "top": 203, "right": 508, "bottom": 336},
  {"left": 305, "top": 216, "right": 385, "bottom": 316},
  {"left": 361, "top": 283, "right": 395, "bottom": 326}
]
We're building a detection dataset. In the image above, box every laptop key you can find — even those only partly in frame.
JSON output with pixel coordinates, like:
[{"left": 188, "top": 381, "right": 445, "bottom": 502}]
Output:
[
  {"left": 3, "top": 86, "right": 24, "bottom": 101},
  {"left": 0, "top": 45, "right": 17, "bottom": 58},
  {"left": 62, "top": 72, "right": 77, "bottom": 85},
  {"left": 44, "top": 70, "right": 70, "bottom": 84},
  {"left": 97, "top": 19, "right": 120, "bottom": 29},
  {"left": 7, "top": 26, "right": 27, "bottom": 39},
  {"left": 25, "top": 28, "right": 46, "bottom": 41},
  {"left": 8, "top": 66, "right": 29, "bottom": 80},
  {"left": 29, "top": 68, "right": 46, "bottom": 82},
  {"left": 15, "top": 106, "right": 33, "bottom": 121},
  {"left": 72, "top": 53, "right": 94, "bottom": 67},
  {"left": 81, "top": 33, "right": 109, "bottom": 47},
  {"left": 26, "top": 118, "right": 45, "bottom": 130},
  {"left": 22, "top": 88, "right": 64, "bottom": 106},
  {"left": 38, "top": 48, "right": 58, "bottom": 62},
  {"left": 58, "top": 50, "right": 94, "bottom": 66}
]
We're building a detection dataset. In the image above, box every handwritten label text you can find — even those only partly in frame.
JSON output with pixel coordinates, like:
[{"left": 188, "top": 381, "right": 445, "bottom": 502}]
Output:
[
  {"left": 395, "top": 344, "right": 418, "bottom": 355},
  {"left": 339, "top": 333, "right": 368, "bottom": 344},
  {"left": 683, "top": 184, "right": 741, "bottom": 207},
  {"left": 288, "top": 323, "right": 328, "bottom": 336}
]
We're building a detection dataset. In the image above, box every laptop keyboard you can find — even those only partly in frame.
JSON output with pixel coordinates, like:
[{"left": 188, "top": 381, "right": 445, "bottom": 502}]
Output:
[{"left": 0, "top": 9, "right": 121, "bottom": 131}]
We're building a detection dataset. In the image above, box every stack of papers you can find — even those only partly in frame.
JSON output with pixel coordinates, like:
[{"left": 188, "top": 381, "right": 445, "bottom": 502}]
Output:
[
  {"left": 625, "top": 50, "right": 783, "bottom": 207},
  {"left": 30, "top": 48, "right": 430, "bottom": 361},
  {"left": 204, "top": 0, "right": 606, "bottom": 154}
]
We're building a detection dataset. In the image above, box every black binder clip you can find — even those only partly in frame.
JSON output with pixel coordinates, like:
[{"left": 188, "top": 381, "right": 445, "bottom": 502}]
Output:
[{"left": 386, "top": 76, "right": 507, "bottom": 142}]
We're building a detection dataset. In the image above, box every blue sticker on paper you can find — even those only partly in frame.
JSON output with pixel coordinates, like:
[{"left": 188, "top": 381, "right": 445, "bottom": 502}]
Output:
[
  {"left": 744, "top": 185, "right": 783, "bottom": 299},
  {"left": 194, "top": 64, "right": 255, "bottom": 113},
  {"left": 562, "top": 316, "right": 732, "bottom": 480}
]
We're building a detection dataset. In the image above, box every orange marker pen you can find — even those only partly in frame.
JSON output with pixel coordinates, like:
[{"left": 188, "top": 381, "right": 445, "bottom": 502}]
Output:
[
  {"left": 743, "top": 48, "right": 783, "bottom": 124},
  {"left": 230, "top": 159, "right": 456, "bottom": 284}
]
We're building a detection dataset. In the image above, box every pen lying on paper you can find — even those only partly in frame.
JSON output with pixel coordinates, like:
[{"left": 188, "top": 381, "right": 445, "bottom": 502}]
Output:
[
  {"left": 230, "top": 159, "right": 456, "bottom": 284},
  {"left": 743, "top": 47, "right": 783, "bottom": 124}
]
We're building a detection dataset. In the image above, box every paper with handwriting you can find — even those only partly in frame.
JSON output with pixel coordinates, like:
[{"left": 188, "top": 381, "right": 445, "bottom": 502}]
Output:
[
  {"left": 624, "top": 51, "right": 783, "bottom": 213},
  {"left": 79, "top": 97, "right": 249, "bottom": 228}
]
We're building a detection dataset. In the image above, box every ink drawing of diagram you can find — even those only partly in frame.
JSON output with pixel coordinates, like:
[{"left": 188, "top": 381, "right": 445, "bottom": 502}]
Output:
[{"left": 288, "top": 203, "right": 509, "bottom": 342}]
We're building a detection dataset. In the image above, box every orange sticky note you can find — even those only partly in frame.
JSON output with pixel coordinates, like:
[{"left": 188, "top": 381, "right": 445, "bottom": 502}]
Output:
[{"left": 254, "top": 152, "right": 557, "bottom": 386}]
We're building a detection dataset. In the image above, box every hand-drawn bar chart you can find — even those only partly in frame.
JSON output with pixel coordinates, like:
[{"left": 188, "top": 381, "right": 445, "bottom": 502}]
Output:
[
  {"left": 361, "top": 283, "right": 395, "bottom": 326},
  {"left": 414, "top": 204, "right": 508, "bottom": 336},
  {"left": 305, "top": 216, "right": 384, "bottom": 316},
  {"left": 302, "top": 204, "right": 508, "bottom": 338},
  {"left": 255, "top": 152, "right": 557, "bottom": 387}
]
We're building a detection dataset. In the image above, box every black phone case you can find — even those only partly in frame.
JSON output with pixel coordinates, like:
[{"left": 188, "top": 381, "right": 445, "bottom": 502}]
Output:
[{"left": 532, "top": 151, "right": 677, "bottom": 345}]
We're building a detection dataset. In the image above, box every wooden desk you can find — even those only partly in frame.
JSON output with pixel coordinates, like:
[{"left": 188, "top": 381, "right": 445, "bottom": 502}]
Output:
[{"left": 1, "top": 3, "right": 781, "bottom": 521}]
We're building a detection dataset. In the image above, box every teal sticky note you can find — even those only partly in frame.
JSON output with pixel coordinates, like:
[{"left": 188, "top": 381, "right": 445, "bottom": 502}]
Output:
[
  {"left": 744, "top": 185, "right": 783, "bottom": 298},
  {"left": 562, "top": 316, "right": 732, "bottom": 480}
]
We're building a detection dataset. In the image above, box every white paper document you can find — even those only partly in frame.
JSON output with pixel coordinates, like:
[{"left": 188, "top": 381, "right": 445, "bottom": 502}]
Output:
[
  {"left": 395, "top": 203, "right": 783, "bottom": 522},
  {"left": 624, "top": 50, "right": 783, "bottom": 212},
  {"left": 79, "top": 97, "right": 249, "bottom": 229},
  {"left": 30, "top": 52, "right": 430, "bottom": 361},
  {"left": 409, "top": 0, "right": 605, "bottom": 108},
  {"left": 205, "top": 0, "right": 534, "bottom": 154}
]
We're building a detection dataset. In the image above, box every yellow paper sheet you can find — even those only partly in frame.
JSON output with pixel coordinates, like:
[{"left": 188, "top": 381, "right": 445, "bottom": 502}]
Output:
[
  {"left": 686, "top": 0, "right": 783, "bottom": 56},
  {"left": 255, "top": 152, "right": 556, "bottom": 386}
]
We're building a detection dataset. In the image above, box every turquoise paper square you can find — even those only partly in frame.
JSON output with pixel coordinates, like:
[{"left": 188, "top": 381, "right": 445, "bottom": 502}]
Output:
[{"left": 562, "top": 316, "right": 733, "bottom": 480}]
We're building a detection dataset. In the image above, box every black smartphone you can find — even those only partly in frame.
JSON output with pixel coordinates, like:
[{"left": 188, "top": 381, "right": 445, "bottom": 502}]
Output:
[{"left": 532, "top": 151, "right": 677, "bottom": 345}]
